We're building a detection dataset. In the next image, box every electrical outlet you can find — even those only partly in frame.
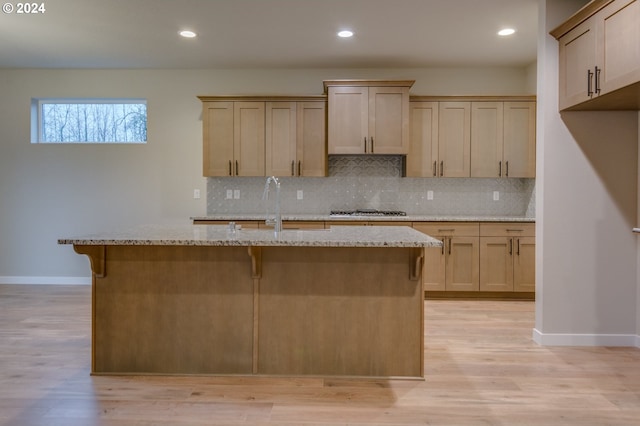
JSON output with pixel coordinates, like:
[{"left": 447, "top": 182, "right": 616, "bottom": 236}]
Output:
[
  {"left": 193, "top": 189, "right": 201, "bottom": 199},
  {"left": 493, "top": 191, "right": 500, "bottom": 201},
  {"left": 427, "top": 190, "right": 434, "bottom": 200},
  {"left": 226, "top": 189, "right": 233, "bottom": 199},
  {"left": 233, "top": 189, "right": 240, "bottom": 199},
  {"left": 297, "top": 190, "right": 303, "bottom": 200}
]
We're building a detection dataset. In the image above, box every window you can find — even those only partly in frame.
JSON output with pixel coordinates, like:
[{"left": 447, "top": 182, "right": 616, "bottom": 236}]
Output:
[{"left": 31, "top": 99, "right": 147, "bottom": 143}]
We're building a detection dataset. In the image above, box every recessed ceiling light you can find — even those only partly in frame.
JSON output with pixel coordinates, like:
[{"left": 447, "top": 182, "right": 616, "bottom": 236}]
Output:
[
  {"left": 337, "top": 30, "right": 354, "bottom": 38},
  {"left": 498, "top": 28, "right": 516, "bottom": 36},
  {"left": 179, "top": 30, "right": 197, "bottom": 38}
]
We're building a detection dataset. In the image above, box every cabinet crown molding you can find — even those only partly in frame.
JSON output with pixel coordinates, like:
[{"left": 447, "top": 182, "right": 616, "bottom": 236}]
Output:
[
  {"left": 198, "top": 95, "right": 326, "bottom": 102},
  {"left": 549, "top": 0, "right": 614, "bottom": 39},
  {"left": 323, "top": 79, "right": 415, "bottom": 93}
]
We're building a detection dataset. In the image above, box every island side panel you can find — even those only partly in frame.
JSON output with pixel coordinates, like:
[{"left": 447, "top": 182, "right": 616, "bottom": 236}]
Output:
[
  {"left": 257, "top": 246, "right": 424, "bottom": 378},
  {"left": 92, "top": 245, "right": 254, "bottom": 375}
]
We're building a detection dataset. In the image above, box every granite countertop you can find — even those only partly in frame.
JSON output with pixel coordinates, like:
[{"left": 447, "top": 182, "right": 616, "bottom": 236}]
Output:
[
  {"left": 58, "top": 225, "right": 442, "bottom": 248},
  {"left": 191, "top": 214, "right": 535, "bottom": 223}
]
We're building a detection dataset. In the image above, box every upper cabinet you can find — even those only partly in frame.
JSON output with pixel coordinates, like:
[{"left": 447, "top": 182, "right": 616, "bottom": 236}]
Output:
[
  {"left": 552, "top": 0, "right": 640, "bottom": 111},
  {"left": 408, "top": 97, "right": 536, "bottom": 178},
  {"left": 199, "top": 97, "right": 327, "bottom": 177},
  {"left": 324, "top": 80, "right": 414, "bottom": 155},
  {"left": 470, "top": 101, "right": 536, "bottom": 178}
]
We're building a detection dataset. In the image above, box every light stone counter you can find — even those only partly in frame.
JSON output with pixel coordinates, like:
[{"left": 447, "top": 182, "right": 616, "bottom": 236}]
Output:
[
  {"left": 59, "top": 224, "right": 441, "bottom": 248},
  {"left": 191, "top": 214, "right": 535, "bottom": 223}
]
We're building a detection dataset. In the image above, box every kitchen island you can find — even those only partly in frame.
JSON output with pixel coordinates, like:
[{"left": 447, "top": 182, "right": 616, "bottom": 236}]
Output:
[{"left": 60, "top": 225, "right": 441, "bottom": 379}]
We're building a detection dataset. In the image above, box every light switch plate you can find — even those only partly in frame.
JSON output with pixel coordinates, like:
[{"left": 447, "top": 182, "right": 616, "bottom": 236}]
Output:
[
  {"left": 297, "top": 190, "right": 303, "bottom": 200},
  {"left": 226, "top": 189, "right": 233, "bottom": 199},
  {"left": 427, "top": 190, "right": 434, "bottom": 200},
  {"left": 493, "top": 191, "right": 500, "bottom": 201},
  {"left": 193, "top": 189, "right": 201, "bottom": 199},
  {"left": 233, "top": 189, "right": 240, "bottom": 199}
]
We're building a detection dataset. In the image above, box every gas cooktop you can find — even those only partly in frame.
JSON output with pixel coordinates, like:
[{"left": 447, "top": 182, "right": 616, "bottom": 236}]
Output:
[{"left": 329, "top": 209, "right": 407, "bottom": 217}]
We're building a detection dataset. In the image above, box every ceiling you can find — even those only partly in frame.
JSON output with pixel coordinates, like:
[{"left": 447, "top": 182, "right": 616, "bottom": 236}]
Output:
[{"left": 0, "top": 0, "right": 539, "bottom": 69}]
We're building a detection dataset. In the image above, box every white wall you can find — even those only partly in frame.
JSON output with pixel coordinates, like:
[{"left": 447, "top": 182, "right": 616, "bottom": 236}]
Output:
[
  {"left": 535, "top": 0, "right": 639, "bottom": 346},
  {"left": 0, "top": 67, "right": 531, "bottom": 282}
]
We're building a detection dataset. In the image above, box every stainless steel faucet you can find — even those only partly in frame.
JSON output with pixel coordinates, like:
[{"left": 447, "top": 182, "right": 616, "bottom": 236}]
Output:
[{"left": 262, "top": 176, "right": 282, "bottom": 235}]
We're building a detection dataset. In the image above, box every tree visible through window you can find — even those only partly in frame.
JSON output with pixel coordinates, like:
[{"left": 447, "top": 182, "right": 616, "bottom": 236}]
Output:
[{"left": 33, "top": 99, "right": 147, "bottom": 143}]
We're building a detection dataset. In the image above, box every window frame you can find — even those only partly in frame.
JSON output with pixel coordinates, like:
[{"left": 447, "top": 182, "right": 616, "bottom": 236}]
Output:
[{"left": 31, "top": 98, "right": 148, "bottom": 144}]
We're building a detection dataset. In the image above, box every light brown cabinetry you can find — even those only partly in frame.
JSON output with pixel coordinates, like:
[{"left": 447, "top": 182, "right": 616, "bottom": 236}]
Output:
[
  {"left": 479, "top": 223, "right": 535, "bottom": 293},
  {"left": 202, "top": 101, "right": 265, "bottom": 177},
  {"left": 265, "top": 101, "right": 327, "bottom": 177},
  {"left": 471, "top": 102, "right": 536, "bottom": 178},
  {"left": 199, "top": 97, "right": 326, "bottom": 177},
  {"left": 407, "top": 102, "right": 439, "bottom": 177},
  {"left": 324, "top": 80, "right": 414, "bottom": 155},
  {"left": 552, "top": 0, "right": 640, "bottom": 111},
  {"left": 413, "top": 223, "right": 479, "bottom": 292},
  {"left": 437, "top": 102, "right": 471, "bottom": 177}
]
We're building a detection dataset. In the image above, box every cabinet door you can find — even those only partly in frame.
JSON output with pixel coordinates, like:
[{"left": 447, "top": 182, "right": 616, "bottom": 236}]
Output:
[
  {"left": 503, "top": 102, "right": 536, "bottom": 178},
  {"left": 598, "top": 0, "right": 640, "bottom": 94},
  {"left": 327, "top": 86, "right": 368, "bottom": 154},
  {"left": 368, "top": 86, "right": 409, "bottom": 154},
  {"left": 470, "top": 102, "right": 503, "bottom": 178},
  {"left": 203, "top": 102, "right": 234, "bottom": 177},
  {"left": 234, "top": 102, "right": 265, "bottom": 176},
  {"left": 558, "top": 18, "right": 597, "bottom": 110},
  {"left": 514, "top": 236, "right": 536, "bottom": 292},
  {"left": 438, "top": 102, "right": 470, "bottom": 177},
  {"left": 265, "top": 102, "right": 296, "bottom": 177},
  {"left": 423, "top": 245, "right": 446, "bottom": 291},
  {"left": 479, "top": 237, "right": 514, "bottom": 292},
  {"left": 296, "top": 102, "right": 326, "bottom": 177},
  {"left": 446, "top": 236, "right": 479, "bottom": 291},
  {"left": 407, "top": 102, "right": 439, "bottom": 177}
]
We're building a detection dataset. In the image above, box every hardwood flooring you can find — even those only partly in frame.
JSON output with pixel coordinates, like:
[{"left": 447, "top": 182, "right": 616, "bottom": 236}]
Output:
[{"left": 1, "top": 284, "right": 639, "bottom": 425}]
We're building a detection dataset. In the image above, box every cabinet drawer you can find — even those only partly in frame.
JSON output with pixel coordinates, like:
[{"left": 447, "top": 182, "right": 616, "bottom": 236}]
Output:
[
  {"left": 413, "top": 222, "right": 479, "bottom": 237},
  {"left": 480, "top": 222, "right": 534, "bottom": 237}
]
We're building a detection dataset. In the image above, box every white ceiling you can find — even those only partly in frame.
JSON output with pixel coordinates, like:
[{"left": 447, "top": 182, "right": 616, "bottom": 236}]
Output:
[{"left": 0, "top": 0, "right": 539, "bottom": 69}]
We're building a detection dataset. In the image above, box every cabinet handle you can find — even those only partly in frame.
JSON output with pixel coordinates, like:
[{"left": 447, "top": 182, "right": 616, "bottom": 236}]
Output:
[
  {"left": 298, "top": 161, "right": 301, "bottom": 176},
  {"left": 587, "top": 69, "right": 594, "bottom": 97},
  {"left": 448, "top": 237, "right": 452, "bottom": 255},
  {"left": 235, "top": 160, "right": 239, "bottom": 176},
  {"left": 499, "top": 161, "right": 502, "bottom": 177},
  {"left": 440, "top": 161, "right": 444, "bottom": 177},
  {"left": 291, "top": 160, "right": 295, "bottom": 176},
  {"left": 509, "top": 238, "right": 513, "bottom": 256},
  {"left": 517, "top": 238, "right": 521, "bottom": 256},
  {"left": 433, "top": 161, "right": 437, "bottom": 177},
  {"left": 370, "top": 137, "right": 374, "bottom": 154},
  {"left": 364, "top": 137, "right": 367, "bottom": 153},
  {"left": 595, "top": 66, "right": 601, "bottom": 95},
  {"left": 228, "top": 160, "right": 232, "bottom": 176},
  {"left": 506, "top": 161, "right": 509, "bottom": 177},
  {"left": 440, "top": 238, "right": 445, "bottom": 255}
]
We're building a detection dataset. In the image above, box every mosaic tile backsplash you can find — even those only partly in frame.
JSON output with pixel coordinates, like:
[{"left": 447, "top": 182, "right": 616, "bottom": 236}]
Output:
[{"left": 207, "top": 156, "right": 535, "bottom": 217}]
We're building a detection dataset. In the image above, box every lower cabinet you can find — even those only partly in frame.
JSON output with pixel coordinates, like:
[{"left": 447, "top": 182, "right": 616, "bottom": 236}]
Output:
[
  {"left": 414, "top": 221, "right": 535, "bottom": 297},
  {"left": 413, "top": 223, "right": 480, "bottom": 292},
  {"left": 479, "top": 223, "right": 535, "bottom": 292}
]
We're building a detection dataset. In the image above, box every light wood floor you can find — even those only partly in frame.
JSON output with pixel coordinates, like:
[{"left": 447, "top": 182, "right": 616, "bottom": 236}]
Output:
[{"left": 1, "top": 285, "right": 639, "bottom": 425}]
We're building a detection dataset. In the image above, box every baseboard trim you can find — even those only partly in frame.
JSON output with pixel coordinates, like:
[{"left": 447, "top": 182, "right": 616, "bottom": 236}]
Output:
[
  {"left": 533, "top": 328, "right": 640, "bottom": 347},
  {"left": 0, "top": 276, "right": 91, "bottom": 285}
]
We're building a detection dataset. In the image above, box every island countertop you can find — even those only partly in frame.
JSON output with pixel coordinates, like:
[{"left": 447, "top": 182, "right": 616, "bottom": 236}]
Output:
[
  {"left": 191, "top": 214, "right": 535, "bottom": 223},
  {"left": 59, "top": 224, "right": 442, "bottom": 248}
]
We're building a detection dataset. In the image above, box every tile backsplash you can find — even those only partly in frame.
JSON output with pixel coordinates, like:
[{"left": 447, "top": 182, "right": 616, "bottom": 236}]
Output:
[{"left": 207, "top": 155, "right": 535, "bottom": 217}]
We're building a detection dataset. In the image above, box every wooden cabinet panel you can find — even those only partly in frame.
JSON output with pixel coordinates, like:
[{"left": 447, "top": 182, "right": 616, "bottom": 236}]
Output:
[
  {"left": 368, "top": 86, "right": 410, "bottom": 154},
  {"left": 407, "top": 102, "right": 439, "bottom": 177},
  {"left": 447, "top": 236, "right": 480, "bottom": 291},
  {"left": 327, "top": 86, "right": 369, "bottom": 154},
  {"left": 470, "top": 102, "right": 503, "bottom": 177},
  {"left": 558, "top": 19, "right": 597, "bottom": 110},
  {"left": 480, "top": 237, "right": 514, "bottom": 292},
  {"left": 514, "top": 236, "right": 536, "bottom": 292},
  {"left": 203, "top": 102, "right": 234, "bottom": 177},
  {"left": 423, "top": 246, "right": 446, "bottom": 291},
  {"left": 296, "top": 102, "right": 327, "bottom": 177},
  {"left": 265, "top": 102, "right": 296, "bottom": 177},
  {"left": 503, "top": 102, "right": 536, "bottom": 178},
  {"left": 234, "top": 102, "right": 265, "bottom": 176},
  {"left": 438, "top": 102, "right": 471, "bottom": 177}
]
